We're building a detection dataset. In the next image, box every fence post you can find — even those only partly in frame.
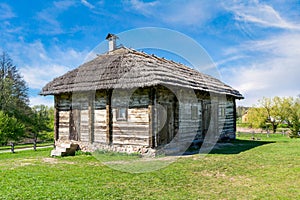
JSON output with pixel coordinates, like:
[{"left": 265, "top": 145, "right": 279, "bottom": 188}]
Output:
[
  {"left": 33, "top": 138, "right": 37, "bottom": 151},
  {"left": 11, "top": 142, "right": 15, "bottom": 153}
]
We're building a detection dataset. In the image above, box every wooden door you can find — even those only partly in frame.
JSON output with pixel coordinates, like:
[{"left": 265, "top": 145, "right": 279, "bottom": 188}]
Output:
[
  {"left": 157, "top": 102, "right": 174, "bottom": 146},
  {"left": 202, "top": 101, "right": 211, "bottom": 138},
  {"left": 69, "top": 109, "right": 80, "bottom": 141}
]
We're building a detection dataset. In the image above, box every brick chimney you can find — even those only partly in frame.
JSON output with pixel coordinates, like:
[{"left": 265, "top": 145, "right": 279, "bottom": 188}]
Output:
[{"left": 106, "top": 33, "right": 118, "bottom": 51}]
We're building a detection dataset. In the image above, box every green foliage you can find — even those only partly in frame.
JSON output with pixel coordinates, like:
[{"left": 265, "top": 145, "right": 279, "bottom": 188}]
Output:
[
  {"left": 288, "top": 98, "right": 300, "bottom": 138},
  {"left": 31, "top": 105, "right": 54, "bottom": 141},
  {"left": 247, "top": 107, "right": 268, "bottom": 129},
  {"left": 0, "top": 52, "right": 30, "bottom": 118},
  {"left": 247, "top": 96, "right": 300, "bottom": 136},
  {"left": 0, "top": 51, "right": 34, "bottom": 141},
  {"left": 0, "top": 52, "right": 55, "bottom": 143},
  {"left": 236, "top": 122, "right": 252, "bottom": 128},
  {"left": 0, "top": 111, "right": 25, "bottom": 145}
]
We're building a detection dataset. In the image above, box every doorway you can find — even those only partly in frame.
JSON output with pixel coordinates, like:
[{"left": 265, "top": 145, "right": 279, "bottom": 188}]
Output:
[
  {"left": 69, "top": 109, "right": 80, "bottom": 141},
  {"left": 202, "top": 101, "right": 211, "bottom": 138}
]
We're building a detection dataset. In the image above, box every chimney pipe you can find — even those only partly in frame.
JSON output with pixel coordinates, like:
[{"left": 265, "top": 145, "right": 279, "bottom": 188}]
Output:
[{"left": 106, "top": 33, "right": 118, "bottom": 51}]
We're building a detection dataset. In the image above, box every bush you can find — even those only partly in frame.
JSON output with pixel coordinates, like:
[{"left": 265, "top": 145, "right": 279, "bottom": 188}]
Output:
[
  {"left": 0, "top": 111, "right": 25, "bottom": 145},
  {"left": 236, "top": 122, "right": 252, "bottom": 128},
  {"left": 289, "top": 123, "right": 300, "bottom": 138}
]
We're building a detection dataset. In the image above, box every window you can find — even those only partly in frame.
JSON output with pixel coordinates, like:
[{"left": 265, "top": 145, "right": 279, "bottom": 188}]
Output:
[
  {"left": 116, "top": 108, "right": 127, "bottom": 121},
  {"left": 191, "top": 106, "right": 198, "bottom": 120},
  {"left": 220, "top": 107, "right": 226, "bottom": 117}
]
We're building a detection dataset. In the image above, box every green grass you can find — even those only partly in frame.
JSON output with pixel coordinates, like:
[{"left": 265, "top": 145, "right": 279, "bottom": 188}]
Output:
[{"left": 0, "top": 134, "right": 299, "bottom": 199}]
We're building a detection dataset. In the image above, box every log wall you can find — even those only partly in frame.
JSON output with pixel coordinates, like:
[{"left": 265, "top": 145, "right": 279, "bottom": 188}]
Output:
[
  {"left": 58, "top": 111, "right": 70, "bottom": 140},
  {"left": 112, "top": 108, "right": 149, "bottom": 146},
  {"left": 175, "top": 90, "right": 202, "bottom": 146},
  {"left": 56, "top": 94, "right": 71, "bottom": 141},
  {"left": 218, "top": 99, "right": 235, "bottom": 139},
  {"left": 94, "top": 91, "right": 107, "bottom": 143},
  {"left": 111, "top": 88, "right": 151, "bottom": 146},
  {"left": 94, "top": 109, "right": 107, "bottom": 143},
  {"left": 54, "top": 87, "right": 237, "bottom": 155}
]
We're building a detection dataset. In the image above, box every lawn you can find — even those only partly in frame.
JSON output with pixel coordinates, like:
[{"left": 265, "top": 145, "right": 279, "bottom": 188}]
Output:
[{"left": 0, "top": 134, "right": 299, "bottom": 199}]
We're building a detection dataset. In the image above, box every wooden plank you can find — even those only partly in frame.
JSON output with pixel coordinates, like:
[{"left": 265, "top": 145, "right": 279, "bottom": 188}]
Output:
[
  {"left": 79, "top": 110, "right": 89, "bottom": 142},
  {"left": 112, "top": 130, "right": 149, "bottom": 136},
  {"left": 106, "top": 90, "right": 112, "bottom": 144},
  {"left": 233, "top": 99, "right": 237, "bottom": 133},
  {"left": 88, "top": 95, "right": 94, "bottom": 143},
  {"left": 113, "top": 135, "right": 149, "bottom": 146},
  {"left": 59, "top": 110, "right": 70, "bottom": 140},
  {"left": 149, "top": 105, "right": 154, "bottom": 147},
  {"left": 54, "top": 97, "right": 59, "bottom": 141}
]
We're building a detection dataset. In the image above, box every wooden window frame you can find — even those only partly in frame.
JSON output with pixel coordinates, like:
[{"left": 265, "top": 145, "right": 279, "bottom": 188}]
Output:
[
  {"left": 191, "top": 105, "right": 198, "bottom": 120},
  {"left": 116, "top": 107, "right": 128, "bottom": 121},
  {"left": 220, "top": 106, "right": 226, "bottom": 117}
]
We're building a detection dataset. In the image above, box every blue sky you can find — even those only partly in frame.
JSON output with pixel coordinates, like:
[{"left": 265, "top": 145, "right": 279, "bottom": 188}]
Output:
[{"left": 0, "top": 0, "right": 299, "bottom": 107}]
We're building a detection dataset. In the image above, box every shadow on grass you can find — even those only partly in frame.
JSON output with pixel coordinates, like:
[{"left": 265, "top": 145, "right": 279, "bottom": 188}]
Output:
[{"left": 184, "top": 139, "right": 274, "bottom": 155}]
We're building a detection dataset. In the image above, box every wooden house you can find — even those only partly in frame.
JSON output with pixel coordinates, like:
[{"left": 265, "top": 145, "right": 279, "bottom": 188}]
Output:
[{"left": 41, "top": 34, "right": 243, "bottom": 155}]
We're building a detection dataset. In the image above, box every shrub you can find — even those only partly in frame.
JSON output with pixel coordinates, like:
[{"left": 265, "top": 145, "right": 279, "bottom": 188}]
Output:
[{"left": 0, "top": 111, "right": 25, "bottom": 145}]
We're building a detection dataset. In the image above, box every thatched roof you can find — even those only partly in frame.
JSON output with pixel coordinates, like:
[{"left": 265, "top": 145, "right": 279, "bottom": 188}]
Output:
[{"left": 40, "top": 47, "right": 243, "bottom": 99}]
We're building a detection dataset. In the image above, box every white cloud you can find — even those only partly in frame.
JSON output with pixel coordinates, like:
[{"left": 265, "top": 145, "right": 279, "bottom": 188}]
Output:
[
  {"left": 81, "top": 0, "right": 95, "bottom": 9},
  {"left": 125, "top": 0, "right": 221, "bottom": 26},
  {"left": 4, "top": 39, "right": 88, "bottom": 106},
  {"left": 220, "top": 33, "right": 300, "bottom": 106},
  {"left": 53, "top": 0, "right": 75, "bottom": 9},
  {"left": 0, "top": 3, "right": 16, "bottom": 20},
  {"left": 127, "top": 0, "right": 158, "bottom": 16},
  {"left": 20, "top": 64, "right": 71, "bottom": 89},
  {"left": 223, "top": 1, "right": 300, "bottom": 30}
]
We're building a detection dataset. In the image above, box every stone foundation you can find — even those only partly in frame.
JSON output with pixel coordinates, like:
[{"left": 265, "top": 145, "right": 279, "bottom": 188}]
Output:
[{"left": 55, "top": 140, "right": 156, "bottom": 157}]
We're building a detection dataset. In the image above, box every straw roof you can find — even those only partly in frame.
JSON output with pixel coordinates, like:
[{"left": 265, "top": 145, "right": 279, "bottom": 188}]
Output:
[{"left": 40, "top": 47, "right": 243, "bottom": 99}]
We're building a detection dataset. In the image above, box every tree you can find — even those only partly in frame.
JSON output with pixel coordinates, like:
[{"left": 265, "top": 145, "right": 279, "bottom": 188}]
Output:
[
  {"left": 32, "top": 105, "right": 54, "bottom": 141},
  {"left": 248, "top": 96, "right": 300, "bottom": 137},
  {"left": 286, "top": 97, "right": 300, "bottom": 138},
  {"left": 0, "top": 52, "right": 29, "bottom": 116},
  {"left": 247, "top": 107, "right": 268, "bottom": 129},
  {"left": 258, "top": 97, "right": 278, "bottom": 133},
  {"left": 0, "top": 111, "right": 25, "bottom": 145},
  {"left": 0, "top": 51, "right": 33, "bottom": 142}
]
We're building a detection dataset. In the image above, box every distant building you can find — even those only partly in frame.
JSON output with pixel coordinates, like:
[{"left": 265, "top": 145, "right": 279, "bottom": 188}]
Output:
[{"left": 242, "top": 111, "right": 249, "bottom": 123}]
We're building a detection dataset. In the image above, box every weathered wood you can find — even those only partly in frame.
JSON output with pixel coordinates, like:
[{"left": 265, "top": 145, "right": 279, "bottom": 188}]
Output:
[
  {"left": 155, "top": 85, "right": 178, "bottom": 146},
  {"left": 58, "top": 111, "right": 70, "bottom": 140},
  {"left": 52, "top": 84, "right": 238, "bottom": 155},
  {"left": 112, "top": 107, "right": 150, "bottom": 145},
  {"left": 80, "top": 110, "right": 89, "bottom": 142},
  {"left": 233, "top": 99, "right": 237, "bottom": 133},
  {"left": 54, "top": 96, "right": 59, "bottom": 141},
  {"left": 149, "top": 105, "right": 154, "bottom": 147},
  {"left": 69, "top": 108, "right": 77, "bottom": 141},
  {"left": 106, "top": 90, "right": 113, "bottom": 144},
  {"left": 113, "top": 135, "right": 149, "bottom": 146},
  {"left": 88, "top": 94, "right": 94, "bottom": 143},
  {"left": 94, "top": 109, "right": 107, "bottom": 143},
  {"left": 202, "top": 100, "right": 211, "bottom": 138}
]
